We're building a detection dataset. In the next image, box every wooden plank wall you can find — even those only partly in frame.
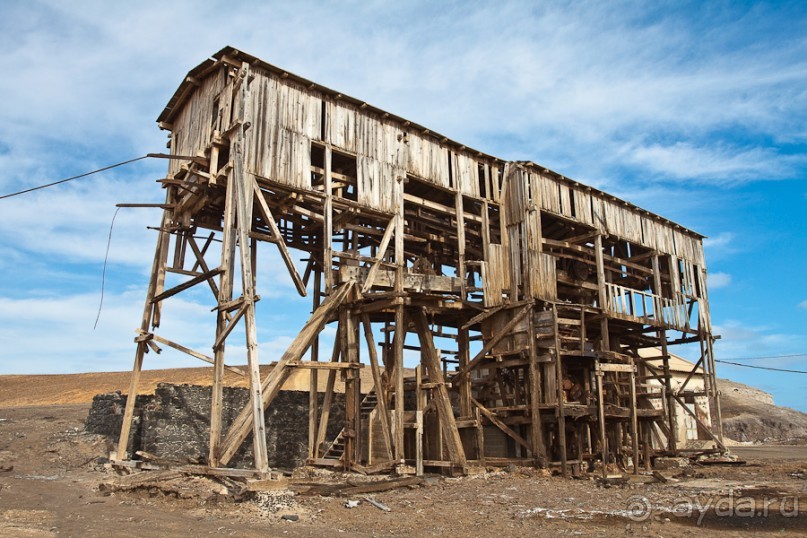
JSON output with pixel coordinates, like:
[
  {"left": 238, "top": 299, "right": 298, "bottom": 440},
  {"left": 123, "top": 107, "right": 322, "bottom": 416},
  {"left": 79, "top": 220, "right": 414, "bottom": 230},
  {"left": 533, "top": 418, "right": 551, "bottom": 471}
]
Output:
[
  {"left": 170, "top": 67, "right": 706, "bottom": 284},
  {"left": 247, "top": 73, "right": 322, "bottom": 190},
  {"left": 169, "top": 68, "right": 228, "bottom": 176}
]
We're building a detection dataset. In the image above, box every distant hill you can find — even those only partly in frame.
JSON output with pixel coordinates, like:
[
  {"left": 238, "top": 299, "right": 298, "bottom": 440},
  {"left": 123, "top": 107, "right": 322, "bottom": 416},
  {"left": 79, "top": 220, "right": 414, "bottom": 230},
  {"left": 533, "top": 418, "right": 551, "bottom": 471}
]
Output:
[
  {"left": 718, "top": 378, "right": 807, "bottom": 444},
  {"left": 2, "top": 368, "right": 806, "bottom": 445},
  {"left": 0, "top": 364, "right": 379, "bottom": 408}
]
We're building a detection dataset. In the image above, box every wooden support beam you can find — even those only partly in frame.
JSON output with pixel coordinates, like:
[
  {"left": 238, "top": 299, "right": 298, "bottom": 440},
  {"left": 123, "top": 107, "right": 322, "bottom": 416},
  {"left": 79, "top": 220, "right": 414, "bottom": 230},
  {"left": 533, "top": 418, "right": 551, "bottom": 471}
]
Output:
[
  {"left": 134, "top": 329, "right": 245, "bottom": 377},
  {"left": 413, "top": 309, "right": 467, "bottom": 469},
  {"left": 315, "top": 331, "right": 342, "bottom": 458},
  {"left": 209, "top": 167, "right": 238, "bottom": 467},
  {"left": 117, "top": 205, "right": 171, "bottom": 462},
  {"left": 218, "top": 281, "right": 353, "bottom": 466},
  {"left": 212, "top": 301, "right": 248, "bottom": 350},
  {"left": 452, "top": 305, "right": 531, "bottom": 381},
  {"left": 150, "top": 267, "right": 223, "bottom": 304},
  {"left": 361, "top": 314, "right": 394, "bottom": 462},
  {"left": 361, "top": 215, "right": 396, "bottom": 293},
  {"left": 232, "top": 63, "right": 269, "bottom": 473},
  {"left": 253, "top": 182, "right": 307, "bottom": 297},
  {"left": 526, "top": 306, "right": 546, "bottom": 465},
  {"left": 628, "top": 357, "right": 640, "bottom": 475},
  {"left": 472, "top": 397, "right": 530, "bottom": 452}
]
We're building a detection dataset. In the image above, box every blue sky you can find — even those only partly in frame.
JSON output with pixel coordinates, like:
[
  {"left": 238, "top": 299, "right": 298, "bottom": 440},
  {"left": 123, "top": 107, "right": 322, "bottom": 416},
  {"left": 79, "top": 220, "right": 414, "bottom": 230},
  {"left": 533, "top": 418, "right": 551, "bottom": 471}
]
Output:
[{"left": 0, "top": 1, "right": 805, "bottom": 411}]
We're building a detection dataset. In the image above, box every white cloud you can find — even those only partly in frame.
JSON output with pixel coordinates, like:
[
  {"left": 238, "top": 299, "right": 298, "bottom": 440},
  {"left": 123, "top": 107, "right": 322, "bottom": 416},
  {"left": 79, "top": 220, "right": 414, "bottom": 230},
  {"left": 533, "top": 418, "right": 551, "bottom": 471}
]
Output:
[
  {"left": 708, "top": 272, "right": 732, "bottom": 289},
  {"left": 1, "top": 1, "right": 806, "bottom": 378},
  {"left": 627, "top": 142, "right": 803, "bottom": 183},
  {"left": 799, "top": 300, "right": 807, "bottom": 310}
]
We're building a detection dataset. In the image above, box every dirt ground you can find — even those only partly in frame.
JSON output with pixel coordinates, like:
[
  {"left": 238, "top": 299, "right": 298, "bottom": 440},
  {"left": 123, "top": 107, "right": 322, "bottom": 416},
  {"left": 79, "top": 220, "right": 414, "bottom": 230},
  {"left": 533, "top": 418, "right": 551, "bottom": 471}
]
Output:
[{"left": 0, "top": 403, "right": 805, "bottom": 537}]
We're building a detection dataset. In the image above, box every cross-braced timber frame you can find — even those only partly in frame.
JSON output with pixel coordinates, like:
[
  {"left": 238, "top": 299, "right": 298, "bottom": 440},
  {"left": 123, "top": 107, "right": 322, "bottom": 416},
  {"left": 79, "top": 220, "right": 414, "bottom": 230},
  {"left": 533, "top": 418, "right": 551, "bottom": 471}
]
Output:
[{"left": 116, "top": 47, "right": 724, "bottom": 478}]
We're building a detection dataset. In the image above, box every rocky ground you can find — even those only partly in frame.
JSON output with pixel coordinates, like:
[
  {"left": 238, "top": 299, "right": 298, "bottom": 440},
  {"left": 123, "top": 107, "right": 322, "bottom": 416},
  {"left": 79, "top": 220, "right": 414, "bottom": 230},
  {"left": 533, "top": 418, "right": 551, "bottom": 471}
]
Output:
[{"left": 0, "top": 403, "right": 805, "bottom": 537}]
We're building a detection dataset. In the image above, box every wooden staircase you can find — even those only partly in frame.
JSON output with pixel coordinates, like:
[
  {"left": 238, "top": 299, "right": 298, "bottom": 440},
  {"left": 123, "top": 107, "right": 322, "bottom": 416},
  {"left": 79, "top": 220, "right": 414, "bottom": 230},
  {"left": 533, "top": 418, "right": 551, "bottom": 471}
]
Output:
[{"left": 322, "top": 390, "right": 379, "bottom": 461}]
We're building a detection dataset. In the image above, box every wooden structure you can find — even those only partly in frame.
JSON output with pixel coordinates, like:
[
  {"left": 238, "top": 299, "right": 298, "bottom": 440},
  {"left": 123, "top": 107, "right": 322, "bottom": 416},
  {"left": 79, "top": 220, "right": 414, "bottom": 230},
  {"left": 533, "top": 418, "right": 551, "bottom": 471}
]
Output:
[{"left": 116, "top": 47, "right": 724, "bottom": 478}]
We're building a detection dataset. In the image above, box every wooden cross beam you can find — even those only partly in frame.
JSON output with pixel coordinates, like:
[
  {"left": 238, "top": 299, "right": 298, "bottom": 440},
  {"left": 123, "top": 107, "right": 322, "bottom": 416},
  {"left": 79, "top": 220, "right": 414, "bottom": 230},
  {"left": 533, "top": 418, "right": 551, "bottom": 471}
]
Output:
[
  {"left": 412, "top": 309, "right": 467, "bottom": 469},
  {"left": 253, "top": 182, "right": 307, "bottom": 297},
  {"left": 217, "top": 281, "right": 353, "bottom": 466}
]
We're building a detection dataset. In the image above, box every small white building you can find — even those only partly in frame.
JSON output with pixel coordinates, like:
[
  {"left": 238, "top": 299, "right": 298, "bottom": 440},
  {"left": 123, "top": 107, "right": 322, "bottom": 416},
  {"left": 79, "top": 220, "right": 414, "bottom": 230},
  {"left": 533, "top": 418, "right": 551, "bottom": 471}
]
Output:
[{"left": 638, "top": 348, "right": 717, "bottom": 449}]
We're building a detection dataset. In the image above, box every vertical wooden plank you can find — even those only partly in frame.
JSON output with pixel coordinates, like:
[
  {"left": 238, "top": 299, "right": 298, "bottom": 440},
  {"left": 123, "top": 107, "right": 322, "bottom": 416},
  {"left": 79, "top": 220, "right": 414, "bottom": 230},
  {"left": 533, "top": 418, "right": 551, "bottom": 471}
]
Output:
[
  {"left": 209, "top": 169, "right": 238, "bottom": 466},
  {"left": 361, "top": 314, "right": 394, "bottom": 461},
  {"left": 595, "top": 367, "right": 607, "bottom": 478},
  {"left": 455, "top": 192, "right": 466, "bottom": 299},
  {"left": 415, "top": 365, "right": 424, "bottom": 476},
  {"left": 552, "top": 304, "right": 567, "bottom": 476},
  {"left": 628, "top": 358, "right": 639, "bottom": 474},
  {"left": 324, "top": 145, "right": 333, "bottom": 292},
  {"left": 307, "top": 269, "right": 322, "bottom": 459},
  {"left": 232, "top": 62, "right": 269, "bottom": 473},
  {"left": 116, "top": 204, "right": 171, "bottom": 461},
  {"left": 527, "top": 306, "right": 546, "bottom": 465},
  {"left": 342, "top": 309, "right": 360, "bottom": 469},
  {"left": 457, "top": 327, "right": 471, "bottom": 417},
  {"left": 315, "top": 325, "right": 342, "bottom": 457},
  {"left": 413, "top": 309, "right": 467, "bottom": 469}
]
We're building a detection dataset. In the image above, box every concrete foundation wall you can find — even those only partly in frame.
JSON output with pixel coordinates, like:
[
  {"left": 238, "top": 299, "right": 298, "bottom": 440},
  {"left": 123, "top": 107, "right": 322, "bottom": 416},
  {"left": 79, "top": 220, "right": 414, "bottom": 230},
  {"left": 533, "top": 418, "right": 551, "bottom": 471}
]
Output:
[{"left": 86, "top": 383, "right": 345, "bottom": 470}]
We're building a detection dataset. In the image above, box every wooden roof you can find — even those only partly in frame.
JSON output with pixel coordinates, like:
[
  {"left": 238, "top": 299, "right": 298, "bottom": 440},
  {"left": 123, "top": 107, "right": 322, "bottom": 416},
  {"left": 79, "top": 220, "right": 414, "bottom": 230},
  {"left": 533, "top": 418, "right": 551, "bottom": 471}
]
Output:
[{"left": 158, "top": 46, "right": 705, "bottom": 240}]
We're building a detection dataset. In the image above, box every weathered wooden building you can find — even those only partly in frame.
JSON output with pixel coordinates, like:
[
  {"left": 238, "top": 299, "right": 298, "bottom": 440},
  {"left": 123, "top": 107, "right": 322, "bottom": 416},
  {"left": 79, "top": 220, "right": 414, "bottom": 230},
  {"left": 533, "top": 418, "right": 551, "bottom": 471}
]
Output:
[{"left": 117, "top": 47, "right": 724, "bottom": 477}]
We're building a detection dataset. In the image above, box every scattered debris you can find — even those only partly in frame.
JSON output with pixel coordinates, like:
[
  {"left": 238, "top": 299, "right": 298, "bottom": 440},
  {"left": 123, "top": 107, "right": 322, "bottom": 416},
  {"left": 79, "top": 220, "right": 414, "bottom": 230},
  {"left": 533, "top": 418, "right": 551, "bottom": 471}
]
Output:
[
  {"left": 294, "top": 476, "right": 424, "bottom": 497},
  {"left": 363, "top": 496, "right": 391, "bottom": 512}
]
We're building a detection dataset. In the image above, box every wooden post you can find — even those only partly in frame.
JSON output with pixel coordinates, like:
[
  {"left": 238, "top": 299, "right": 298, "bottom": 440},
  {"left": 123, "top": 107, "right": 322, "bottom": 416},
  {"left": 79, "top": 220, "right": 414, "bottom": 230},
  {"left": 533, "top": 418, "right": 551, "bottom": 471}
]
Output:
[
  {"left": 116, "top": 203, "right": 171, "bottom": 461},
  {"left": 361, "top": 314, "right": 394, "bottom": 461},
  {"left": 526, "top": 305, "right": 546, "bottom": 465},
  {"left": 342, "top": 308, "right": 359, "bottom": 469},
  {"left": 652, "top": 255, "right": 677, "bottom": 453},
  {"left": 324, "top": 146, "right": 333, "bottom": 292},
  {"left": 315, "top": 326, "right": 342, "bottom": 457},
  {"left": 308, "top": 269, "right": 322, "bottom": 459},
  {"left": 231, "top": 62, "right": 269, "bottom": 473},
  {"left": 413, "top": 309, "right": 467, "bottom": 470},
  {"left": 415, "top": 365, "right": 424, "bottom": 476},
  {"left": 628, "top": 358, "right": 639, "bottom": 474},
  {"left": 455, "top": 192, "right": 466, "bottom": 298},
  {"left": 209, "top": 166, "right": 238, "bottom": 467},
  {"left": 594, "top": 234, "right": 610, "bottom": 351},
  {"left": 457, "top": 327, "right": 472, "bottom": 417},
  {"left": 552, "top": 304, "right": 567, "bottom": 476},
  {"left": 595, "top": 365, "right": 607, "bottom": 478}
]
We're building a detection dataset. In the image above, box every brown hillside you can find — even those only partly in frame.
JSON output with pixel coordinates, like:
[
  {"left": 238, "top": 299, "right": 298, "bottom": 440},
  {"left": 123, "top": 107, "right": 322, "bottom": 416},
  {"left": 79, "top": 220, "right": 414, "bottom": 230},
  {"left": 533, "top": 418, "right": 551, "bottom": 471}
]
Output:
[{"left": 0, "top": 365, "right": 380, "bottom": 408}]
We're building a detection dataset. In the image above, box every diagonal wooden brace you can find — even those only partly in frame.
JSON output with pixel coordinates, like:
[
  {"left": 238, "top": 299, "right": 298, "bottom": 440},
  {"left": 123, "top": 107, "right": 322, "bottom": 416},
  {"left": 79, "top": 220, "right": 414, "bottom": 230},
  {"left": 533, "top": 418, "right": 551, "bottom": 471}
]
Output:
[
  {"left": 253, "top": 182, "right": 307, "bottom": 297},
  {"left": 217, "top": 281, "right": 353, "bottom": 466}
]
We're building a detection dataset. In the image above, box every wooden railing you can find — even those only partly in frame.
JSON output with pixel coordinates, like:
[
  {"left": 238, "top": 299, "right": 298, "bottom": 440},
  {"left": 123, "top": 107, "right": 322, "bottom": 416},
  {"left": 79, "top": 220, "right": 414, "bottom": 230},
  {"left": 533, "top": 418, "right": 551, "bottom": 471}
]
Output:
[{"left": 604, "top": 282, "right": 688, "bottom": 330}]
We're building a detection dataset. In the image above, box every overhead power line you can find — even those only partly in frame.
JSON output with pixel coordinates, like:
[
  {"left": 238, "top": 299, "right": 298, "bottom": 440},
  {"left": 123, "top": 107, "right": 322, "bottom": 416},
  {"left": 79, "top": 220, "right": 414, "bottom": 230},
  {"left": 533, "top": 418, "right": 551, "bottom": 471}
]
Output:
[
  {"left": 715, "top": 359, "right": 807, "bottom": 374},
  {"left": 718, "top": 353, "right": 807, "bottom": 361},
  {"left": 0, "top": 155, "right": 150, "bottom": 200}
]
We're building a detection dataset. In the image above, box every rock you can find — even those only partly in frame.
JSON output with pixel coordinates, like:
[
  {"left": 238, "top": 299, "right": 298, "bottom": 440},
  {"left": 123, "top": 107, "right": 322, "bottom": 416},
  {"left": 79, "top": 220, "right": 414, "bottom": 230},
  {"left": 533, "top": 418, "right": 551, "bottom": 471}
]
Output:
[
  {"left": 281, "top": 514, "right": 299, "bottom": 521},
  {"left": 345, "top": 500, "right": 360, "bottom": 508},
  {"left": 654, "top": 457, "right": 689, "bottom": 470}
]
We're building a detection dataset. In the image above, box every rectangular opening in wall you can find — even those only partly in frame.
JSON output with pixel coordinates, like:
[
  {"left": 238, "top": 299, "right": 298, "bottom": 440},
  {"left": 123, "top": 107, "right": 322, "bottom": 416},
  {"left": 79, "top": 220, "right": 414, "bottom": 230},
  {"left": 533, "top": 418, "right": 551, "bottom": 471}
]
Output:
[
  {"left": 478, "top": 163, "right": 487, "bottom": 199},
  {"left": 331, "top": 149, "right": 358, "bottom": 202}
]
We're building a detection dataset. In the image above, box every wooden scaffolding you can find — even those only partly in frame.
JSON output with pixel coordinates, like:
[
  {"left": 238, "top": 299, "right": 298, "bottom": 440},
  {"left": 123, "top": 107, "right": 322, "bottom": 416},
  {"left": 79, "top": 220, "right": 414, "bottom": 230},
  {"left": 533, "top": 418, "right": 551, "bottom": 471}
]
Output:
[{"left": 116, "top": 47, "right": 724, "bottom": 478}]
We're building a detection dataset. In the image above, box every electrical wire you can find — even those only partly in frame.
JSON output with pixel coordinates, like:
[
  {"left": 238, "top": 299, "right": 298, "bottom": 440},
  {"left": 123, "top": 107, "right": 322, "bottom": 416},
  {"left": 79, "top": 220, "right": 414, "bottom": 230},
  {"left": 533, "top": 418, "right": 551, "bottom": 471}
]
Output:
[
  {"left": 0, "top": 155, "right": 150, "bottom": 200},
  {"left": 94, "top": 207, "right": 121, "bottom": 330},
  {"left": 715, "top": 353, "right": 807, "bottom": 361},
  {"left": 715, "top": 359, "right": 807, "bottom": 374}
]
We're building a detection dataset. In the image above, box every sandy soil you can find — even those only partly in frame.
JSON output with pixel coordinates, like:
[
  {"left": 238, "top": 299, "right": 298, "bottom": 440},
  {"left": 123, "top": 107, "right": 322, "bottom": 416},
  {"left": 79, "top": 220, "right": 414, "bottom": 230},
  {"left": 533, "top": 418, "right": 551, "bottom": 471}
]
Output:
[{"left": 1, "top": 403, "right": 805, "bottom": 537}]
